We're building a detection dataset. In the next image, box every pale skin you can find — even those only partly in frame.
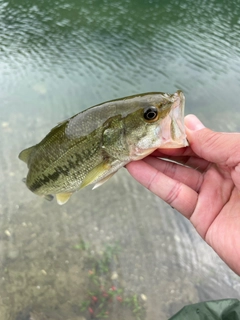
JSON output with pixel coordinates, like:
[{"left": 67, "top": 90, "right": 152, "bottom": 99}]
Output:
[{"left": 126, "top": 114, "right": 240, "bottom": 276}]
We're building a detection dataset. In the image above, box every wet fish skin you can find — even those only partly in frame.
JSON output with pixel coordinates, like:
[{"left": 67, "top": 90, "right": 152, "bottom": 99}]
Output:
[{"left": 19, "top": 90, "right": 188, "bottom": 204}]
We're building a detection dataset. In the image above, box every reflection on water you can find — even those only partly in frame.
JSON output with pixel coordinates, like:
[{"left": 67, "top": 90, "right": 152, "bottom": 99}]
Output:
[{"left": 0, "top": 0, "right": 240, "bottom": 319}]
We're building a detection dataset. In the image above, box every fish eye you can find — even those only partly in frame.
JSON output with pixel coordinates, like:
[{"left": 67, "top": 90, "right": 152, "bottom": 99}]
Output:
[{"left": 143, "top": 106, "right": 158, "bottom": 121}]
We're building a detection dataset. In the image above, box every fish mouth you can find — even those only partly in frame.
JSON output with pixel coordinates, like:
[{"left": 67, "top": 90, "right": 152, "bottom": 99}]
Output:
[{"left": 160, "top": 90, "right": 189, "bottom": 148}]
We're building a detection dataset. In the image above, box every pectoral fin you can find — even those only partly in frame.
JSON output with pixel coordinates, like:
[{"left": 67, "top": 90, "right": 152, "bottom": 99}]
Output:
[
  {"left": 56, "top": 192, "right": 72, "bottom": 205},
  {"left": 80, "top": 162, "right": 112, "bottom": 190}
]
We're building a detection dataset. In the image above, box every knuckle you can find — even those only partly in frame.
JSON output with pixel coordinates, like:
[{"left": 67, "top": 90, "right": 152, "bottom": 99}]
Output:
[{"left": 165, "top": 181, "right": 182, "bottom": 205}]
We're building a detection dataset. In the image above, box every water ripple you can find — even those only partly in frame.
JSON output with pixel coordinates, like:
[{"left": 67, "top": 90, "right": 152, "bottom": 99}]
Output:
[{"left": 1, "top": 1, "right": 240, "bottom": 318}]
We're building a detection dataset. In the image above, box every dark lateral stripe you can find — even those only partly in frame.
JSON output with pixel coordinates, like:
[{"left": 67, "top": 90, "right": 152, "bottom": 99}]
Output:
[
  {"left": 29, "top": 154, "right": 82, "bottom": 191},
  {"left": 29, "top": 163, "right": 74, "bottom": 191},
  {"left": 29, "top": 146, "right": 100, "bottom": 192},
  {"left": 29, "top": 170, "right": 61, "bottom": 192}
]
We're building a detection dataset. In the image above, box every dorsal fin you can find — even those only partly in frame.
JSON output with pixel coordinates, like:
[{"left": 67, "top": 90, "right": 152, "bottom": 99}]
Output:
[{"left": 18, "top": 146, "right": 36, "bottom": 164}]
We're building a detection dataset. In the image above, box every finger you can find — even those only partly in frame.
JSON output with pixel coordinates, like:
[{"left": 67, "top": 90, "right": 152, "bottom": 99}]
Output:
[
  {"left": 151, "top": 146, "right": 197, "bottom": 158},
  {"left": 231, "top": 164, "right": 240, "bottom": 191},
  {"left": 190, "top": 165, "right": 234, "bottom": 239},
  {"left": 159, "top": 156, "right": 210, "bottom": 172},
  {"left": 151, "top": 146, "right": 210, "bottom": 172},
  {"left": 185, "top": 114, "right": 240, "bottom": 166},
  {"left": 143, "top": 156, "right": 203, "bottom": 191},
  {"left": 203, "top": 187, "right": 240, "bottom": 275},
  {"left": 126, "top": 160, "right": 198, "bottom": 219}
]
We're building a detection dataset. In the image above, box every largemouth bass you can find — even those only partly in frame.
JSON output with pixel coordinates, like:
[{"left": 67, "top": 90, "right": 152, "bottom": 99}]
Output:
[{"left": 19, "top": 90, "right": 188, "bottom": 205}]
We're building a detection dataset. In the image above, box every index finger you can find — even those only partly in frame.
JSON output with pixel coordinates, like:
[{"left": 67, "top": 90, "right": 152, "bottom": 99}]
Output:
[
  {"left": 126, "top": 160, "right": 198, "bottom": 219},
  {"left": 151, "top": 146, "right": 197, "bottom": 158}
]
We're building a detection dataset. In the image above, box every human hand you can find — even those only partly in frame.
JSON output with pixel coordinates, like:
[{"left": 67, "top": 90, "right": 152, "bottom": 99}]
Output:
[{"left": 126, "top": 114, "right": 240, "bottom": 275}]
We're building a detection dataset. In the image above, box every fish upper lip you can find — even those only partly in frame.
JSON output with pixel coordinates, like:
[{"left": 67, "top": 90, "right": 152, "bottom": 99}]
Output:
[{"left": 176, "top": 90, "right": 184, "bottom": 98}]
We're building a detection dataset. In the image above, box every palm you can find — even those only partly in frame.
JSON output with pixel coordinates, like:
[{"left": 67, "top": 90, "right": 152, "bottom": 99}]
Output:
[
  {"left": 202, "top": 164, "right": 240, "bottom": 274},
  {"left": 126, "top": 147, "right": 240, "bottom": 275}
]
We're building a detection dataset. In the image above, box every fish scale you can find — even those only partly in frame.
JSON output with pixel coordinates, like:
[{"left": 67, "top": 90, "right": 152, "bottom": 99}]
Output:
[{"left": 19, "top": 91, "right": 188, "bottom": 205}]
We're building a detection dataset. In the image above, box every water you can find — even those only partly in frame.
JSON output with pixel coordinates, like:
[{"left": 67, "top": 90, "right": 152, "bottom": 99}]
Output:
[{"left": 1, "top": 0, "right": 240, "bottom": 319}]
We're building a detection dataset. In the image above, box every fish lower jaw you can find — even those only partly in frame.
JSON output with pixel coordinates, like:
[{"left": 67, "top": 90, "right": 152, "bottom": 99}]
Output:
[
  {"left": 159, "top": 129, "right": 188, "bottom": 148},
  {"left": 159, "top": 107, "right": 189, "bottom": 148},
  {"left": 159, "top": 139, "right": 188, "bottom": 148}
]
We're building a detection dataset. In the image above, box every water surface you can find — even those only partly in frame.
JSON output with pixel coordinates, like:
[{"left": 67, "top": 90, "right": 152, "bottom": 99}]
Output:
[{"left": 0, "top": 0, "right": 240, "bottom": 319}]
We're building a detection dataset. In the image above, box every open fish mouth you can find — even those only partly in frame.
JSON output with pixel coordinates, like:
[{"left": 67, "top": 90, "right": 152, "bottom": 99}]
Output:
[{"left": 160, "top": 90, "right": 189, "bottom": 148}]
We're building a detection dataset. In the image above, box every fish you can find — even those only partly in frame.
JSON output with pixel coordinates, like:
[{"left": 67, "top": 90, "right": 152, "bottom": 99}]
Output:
[{"left": 19, "top": 90, "right": 188, "bottom": 205}]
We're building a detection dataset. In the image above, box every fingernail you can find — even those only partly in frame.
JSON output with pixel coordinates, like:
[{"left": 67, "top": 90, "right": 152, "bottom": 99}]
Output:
[{"left": 185, "top": 114, "right": 205, "bottom": 131}]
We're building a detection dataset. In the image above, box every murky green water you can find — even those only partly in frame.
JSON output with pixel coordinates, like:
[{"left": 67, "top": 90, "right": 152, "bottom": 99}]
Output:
[{"left": 1, "top": 0, "right": 240, "bottom": 319}]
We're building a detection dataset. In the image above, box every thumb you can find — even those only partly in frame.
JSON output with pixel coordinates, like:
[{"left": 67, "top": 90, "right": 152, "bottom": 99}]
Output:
[{"left": 185, "top": 114, "right": 240, "bottom": 166}]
